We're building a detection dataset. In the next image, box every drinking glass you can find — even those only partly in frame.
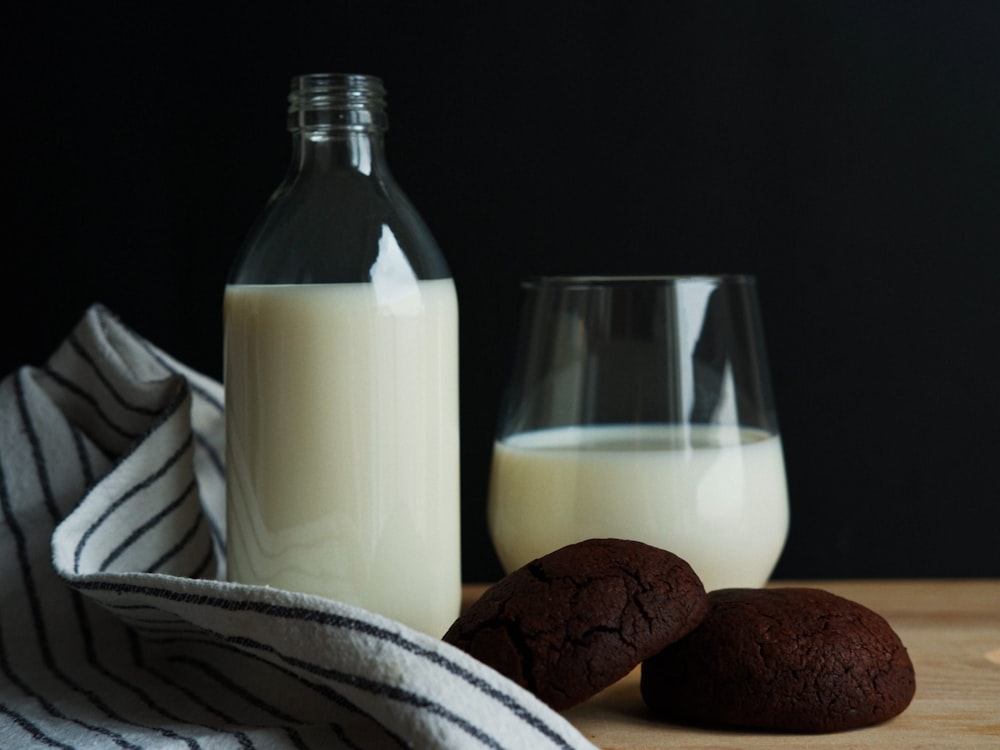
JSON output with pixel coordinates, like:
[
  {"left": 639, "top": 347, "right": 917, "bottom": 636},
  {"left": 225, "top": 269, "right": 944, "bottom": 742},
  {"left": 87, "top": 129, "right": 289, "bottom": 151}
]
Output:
[{"left": 487, "top": 275, "right": 788, "bottom": 591}]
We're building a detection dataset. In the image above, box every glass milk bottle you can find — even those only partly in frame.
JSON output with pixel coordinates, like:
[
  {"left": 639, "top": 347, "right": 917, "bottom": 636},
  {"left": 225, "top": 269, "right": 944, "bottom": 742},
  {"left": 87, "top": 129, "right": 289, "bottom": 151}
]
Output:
[{"left": 224, "top": 73, "right": 460, "bottom": 637}]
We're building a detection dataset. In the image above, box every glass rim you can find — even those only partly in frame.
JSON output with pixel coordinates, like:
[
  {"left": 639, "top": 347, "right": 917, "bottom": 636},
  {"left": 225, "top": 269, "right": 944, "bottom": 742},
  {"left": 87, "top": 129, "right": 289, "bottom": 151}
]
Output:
[{"left": 521, "top": 274, "right": 756, "bottom": 289}]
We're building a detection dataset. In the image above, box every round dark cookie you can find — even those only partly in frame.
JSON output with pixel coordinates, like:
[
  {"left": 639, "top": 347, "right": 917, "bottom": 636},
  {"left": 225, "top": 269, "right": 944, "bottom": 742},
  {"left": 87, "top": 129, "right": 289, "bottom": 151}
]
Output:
[
  {"left": 443, "top": 538, "right": 709, "bottom": 710},
  {"left": 640, "top": 587, "right": 916, "bottom": 732}
]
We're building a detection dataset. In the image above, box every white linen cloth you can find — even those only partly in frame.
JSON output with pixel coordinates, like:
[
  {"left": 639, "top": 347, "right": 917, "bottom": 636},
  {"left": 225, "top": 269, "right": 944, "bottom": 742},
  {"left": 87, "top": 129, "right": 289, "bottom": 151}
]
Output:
[{"left": 0, "top": 304, "right": 598, "bottom": 750}]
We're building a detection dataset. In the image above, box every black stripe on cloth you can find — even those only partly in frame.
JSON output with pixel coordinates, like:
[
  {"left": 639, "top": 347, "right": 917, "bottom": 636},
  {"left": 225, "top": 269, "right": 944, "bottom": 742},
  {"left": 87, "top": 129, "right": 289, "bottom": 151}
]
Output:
[
  {"left": 186, "top": 541, "right": 216, "bottom": 580},
  {"left": 117, "top": 616, "right": 490, "bottom": 749},
  {"left": 104, "top": 606, "right": 229, "bottom": 635},
  {"left": 71, "top": 581, "right": 579, "bottom": 750},
  {"left": 70, "top": 425, "right": 97, "bottom": 488},
  {"left": 266, "top": 645, "right": 505, "bottom": 750},
  {"left": 7, "top": 381, "right": 209, "bottom": 750},
  {"left": 138, "top": 340, "right": 224, "bottom": 415},
  {"left": 14, "top": 373, "right": 62, "bottom": 523},
  {"left": 123, "top": 628, "right": 260, "bottom": 749},
  {"left": 329, "top": 723, "right": 366, "bottom": 750},
  {"left": 167, "top": 655, "right": 315, "bottom": 747},
  {"left": 105, "top": 321, "right": 227, "bottom": 554},
  {"left": 3, "top": 378, "right": 148, "bottom": 750},
  {"left": 72, "top": 428, "right": 194, "bottom": 574},
  {"left": 145, "top": 504, "right": 207, "bottom": 575},
  {"left": 68, "top": 525, "right": 239, "bottom": 750},
  {"left": 150, "top": 630, "right": 409, "bottom": 749},
  {"left": 70, "top": 581, "right": 209, "bottom": 750},
  {"left": 98, "top": 478, "right": 197, "bottom": 572},
  {"left": 0, "top": 701, "right": 78, "bottom": 750},
  {"left": 197, "top": 505, "right": 225, "bottom": 560},
  {"left": 40, "top": 366, "right": 141, "bottom": 446},
  {"left": 189, "top": 430, "right": 225, "bottom": 557},
  {"left": 67, "top": 333, "right": 163, "bottom": 417},
  {"left": 132, "top": 606, "right": 401, "bottom": 730},
  {"left": 194, "top": 431, "right": 224, "bottom": 479},
  {"left": 66, "top": 411, "right": 213, "bottom": 749},
  {"left": 0, "top": 448, "right": 148, "bottom": 749},
  {"left": 0, "top": 617, "right": 141, "bottom": 750},
  {"left": 127, "top": 623, "right": 209, "bottom": 636},
  {"left": 190, "top": 378, "right": 225, "bottom": 415},
  {"left": 171, "top": 656, "right": 382, "bottom": 750}
]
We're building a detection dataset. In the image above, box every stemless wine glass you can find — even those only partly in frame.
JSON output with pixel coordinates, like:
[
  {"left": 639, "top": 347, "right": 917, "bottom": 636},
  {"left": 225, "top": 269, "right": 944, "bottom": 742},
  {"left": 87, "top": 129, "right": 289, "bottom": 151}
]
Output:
[{"left": 487, "top": 275, "right": 789, "bottom": 591}]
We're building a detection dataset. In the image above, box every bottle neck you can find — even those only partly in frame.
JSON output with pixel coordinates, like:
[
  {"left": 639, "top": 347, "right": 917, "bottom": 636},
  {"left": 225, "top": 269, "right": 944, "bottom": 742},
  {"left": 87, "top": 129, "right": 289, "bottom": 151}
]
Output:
[
  {"left": 292, "top": 130, "right": 387, "bottom": 176},
  {"left": 287, "top": 73, "right": 389, "bottom": 177}
]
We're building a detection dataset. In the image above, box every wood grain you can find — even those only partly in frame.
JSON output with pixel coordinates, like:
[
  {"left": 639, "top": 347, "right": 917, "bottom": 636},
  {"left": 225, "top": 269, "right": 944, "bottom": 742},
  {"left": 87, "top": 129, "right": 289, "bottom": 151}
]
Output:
[{"left": 462, "top": 580, "right": 1000, "bottom": 748}]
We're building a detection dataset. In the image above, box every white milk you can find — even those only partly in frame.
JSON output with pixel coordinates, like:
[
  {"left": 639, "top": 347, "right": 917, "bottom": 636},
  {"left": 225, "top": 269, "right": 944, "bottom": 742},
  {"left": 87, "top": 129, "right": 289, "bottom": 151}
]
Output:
[
  {"left": 224, "top": 279, "right": 460, "bottom": 636},
  {"left": 488, "top": 424, "right": 788, "bottom": 591}
]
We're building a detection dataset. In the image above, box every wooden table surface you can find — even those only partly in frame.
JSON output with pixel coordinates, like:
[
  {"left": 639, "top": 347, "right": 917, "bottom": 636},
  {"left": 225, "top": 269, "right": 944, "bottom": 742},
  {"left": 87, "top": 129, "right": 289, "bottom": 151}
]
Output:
[{"left": 462, "top": 580, "right": 1000, "bottom": 749}]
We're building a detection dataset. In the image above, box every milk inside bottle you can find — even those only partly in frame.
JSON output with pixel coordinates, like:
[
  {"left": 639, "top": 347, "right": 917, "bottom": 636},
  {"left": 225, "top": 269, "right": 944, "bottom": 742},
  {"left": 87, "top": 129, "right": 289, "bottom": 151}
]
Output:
[{"left": 224, "top": 73, "right": 460, "bottom": 637}]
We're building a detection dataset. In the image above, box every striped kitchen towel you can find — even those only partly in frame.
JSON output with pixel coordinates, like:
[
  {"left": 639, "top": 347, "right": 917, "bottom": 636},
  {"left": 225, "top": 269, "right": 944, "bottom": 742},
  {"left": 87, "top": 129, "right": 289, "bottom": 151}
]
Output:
[{"left": 0, "top": 304, "right": 597, "bottom": 750}]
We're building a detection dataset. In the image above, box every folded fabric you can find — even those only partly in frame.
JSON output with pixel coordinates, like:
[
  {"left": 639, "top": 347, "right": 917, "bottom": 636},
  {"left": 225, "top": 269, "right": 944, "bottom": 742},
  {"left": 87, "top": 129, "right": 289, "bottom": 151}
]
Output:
[{"left": 0, "top": 305, "right": 598, "bottom": 750}]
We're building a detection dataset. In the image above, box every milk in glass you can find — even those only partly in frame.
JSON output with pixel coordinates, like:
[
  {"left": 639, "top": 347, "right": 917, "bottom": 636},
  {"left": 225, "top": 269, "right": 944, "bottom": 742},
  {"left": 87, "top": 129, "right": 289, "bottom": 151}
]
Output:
[{"left": 488, "top": 423, "right": 788, "bottom": 591}]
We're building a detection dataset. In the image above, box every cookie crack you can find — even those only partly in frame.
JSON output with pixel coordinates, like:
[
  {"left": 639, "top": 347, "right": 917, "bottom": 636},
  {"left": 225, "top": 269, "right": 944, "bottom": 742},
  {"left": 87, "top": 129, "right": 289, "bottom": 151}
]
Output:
[{"left": 497, "top": 608, "right": 539, "bottom": 696}]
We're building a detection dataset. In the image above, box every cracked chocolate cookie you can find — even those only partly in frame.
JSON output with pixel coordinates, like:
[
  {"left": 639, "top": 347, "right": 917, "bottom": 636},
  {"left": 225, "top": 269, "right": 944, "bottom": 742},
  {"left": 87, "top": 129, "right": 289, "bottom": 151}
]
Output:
[
  {"left": 443, "top": 538, "right": 709, "bottom": 710},
  {"left": 640, "top": 587, "right": 916, "bottom": 732}
]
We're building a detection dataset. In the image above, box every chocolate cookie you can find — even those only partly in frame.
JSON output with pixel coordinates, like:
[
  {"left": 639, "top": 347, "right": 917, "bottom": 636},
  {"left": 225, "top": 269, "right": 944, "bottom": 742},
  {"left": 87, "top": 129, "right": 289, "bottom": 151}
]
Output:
[
  {"left": 443, "top": 538, "right": 708, "bottom": 710},
  {"left": 641, "top": 587, "right": 916, "bottom": 732}
]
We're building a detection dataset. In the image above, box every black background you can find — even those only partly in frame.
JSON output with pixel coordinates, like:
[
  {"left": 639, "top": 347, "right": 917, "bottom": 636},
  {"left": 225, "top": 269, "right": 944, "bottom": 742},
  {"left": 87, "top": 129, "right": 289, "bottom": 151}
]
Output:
[{"left": 5, "top": 3, "right": 999, "bottom": 583}]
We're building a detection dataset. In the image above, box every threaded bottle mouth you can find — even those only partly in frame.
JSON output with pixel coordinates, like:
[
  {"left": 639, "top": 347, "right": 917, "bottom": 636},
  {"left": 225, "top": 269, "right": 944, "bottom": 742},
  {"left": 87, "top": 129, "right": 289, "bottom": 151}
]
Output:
[{"left": 288, "top": 73, "right": 387, "bottom": 134}]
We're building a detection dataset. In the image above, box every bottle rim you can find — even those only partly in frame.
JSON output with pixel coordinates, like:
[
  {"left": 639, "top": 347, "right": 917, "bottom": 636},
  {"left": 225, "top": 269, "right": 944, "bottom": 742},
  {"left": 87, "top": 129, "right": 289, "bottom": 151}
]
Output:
[{"left": 287, "top": 73, "right": 387, "bottom": 133}]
